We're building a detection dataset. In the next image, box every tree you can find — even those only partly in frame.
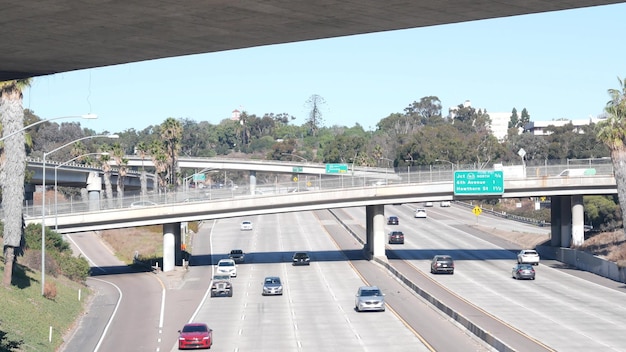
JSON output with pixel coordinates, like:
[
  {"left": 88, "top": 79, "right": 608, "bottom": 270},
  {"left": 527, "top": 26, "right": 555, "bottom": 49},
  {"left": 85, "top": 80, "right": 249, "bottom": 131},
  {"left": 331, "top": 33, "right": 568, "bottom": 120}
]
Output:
[
  {"left": 520, "top": 108, "right": 530, "bottom": 128},
  {"left": 135, "top": 141, "right": 149, "bottom": 197},
  {"left": 98, "top": 153, "right": 115, "bottom": 209},
  {"left": 508, "top": 108, "right": 519, "bottom": 129},
  {"left": 305, "top": 94, "right": 325, "bottom": 136},
  {"left": 111, "top": 142, "right": 128, "bottom": 206},
  {"left": 0, "top": 78, "right": 31, "bottom": 287},
  {"left": 596, "top": 76, "right": 626, "bottom": 235},
  {"left": 160, "top": 118, "right": 182, "bottom": 187}
]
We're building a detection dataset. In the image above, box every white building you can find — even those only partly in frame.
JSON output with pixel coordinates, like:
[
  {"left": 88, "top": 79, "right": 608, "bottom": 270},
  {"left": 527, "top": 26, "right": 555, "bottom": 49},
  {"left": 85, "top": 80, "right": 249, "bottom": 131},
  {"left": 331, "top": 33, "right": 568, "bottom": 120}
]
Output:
[{"left": 448, "top": 100, "right": 511, "bottom": 141}]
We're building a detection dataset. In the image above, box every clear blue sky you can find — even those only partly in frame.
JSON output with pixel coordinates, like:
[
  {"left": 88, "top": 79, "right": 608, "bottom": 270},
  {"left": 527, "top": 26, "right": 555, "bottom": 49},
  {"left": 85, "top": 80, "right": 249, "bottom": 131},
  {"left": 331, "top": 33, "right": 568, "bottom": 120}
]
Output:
[{"left": 22, "top": 3, "right": 626, "bottom": 134}]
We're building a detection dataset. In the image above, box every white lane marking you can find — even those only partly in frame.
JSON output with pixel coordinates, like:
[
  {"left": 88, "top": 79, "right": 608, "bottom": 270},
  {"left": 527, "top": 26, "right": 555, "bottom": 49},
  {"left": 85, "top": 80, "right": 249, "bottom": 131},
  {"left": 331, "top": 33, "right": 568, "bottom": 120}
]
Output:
[{"left": 90, "top": 277, "right": 123, "bottom": 352}]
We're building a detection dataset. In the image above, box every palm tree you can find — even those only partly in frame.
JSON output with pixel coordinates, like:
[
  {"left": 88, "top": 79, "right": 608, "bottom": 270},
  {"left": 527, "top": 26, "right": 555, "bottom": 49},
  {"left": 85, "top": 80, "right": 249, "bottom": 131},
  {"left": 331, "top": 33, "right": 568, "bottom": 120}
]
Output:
[
  {"left": 148, "top": 140, "right": 168, "bottom": 194},
  {"left": 160, "top": 118, "right": 182, "bottom": 187},
  {"left": 597, "top": 76, "right": 626, "bottom": 231},
  {"left": 111, "top": 143, "right": 128, "bottom": 207},
  {"left": 98, "top": 153, "right": 115, "bottom": 209},
  {"left": 0, "top": 78, "right": 32, "bottom": 287},
  {"left": 135, "top": 141, "right": 149, "bottom": 197}
]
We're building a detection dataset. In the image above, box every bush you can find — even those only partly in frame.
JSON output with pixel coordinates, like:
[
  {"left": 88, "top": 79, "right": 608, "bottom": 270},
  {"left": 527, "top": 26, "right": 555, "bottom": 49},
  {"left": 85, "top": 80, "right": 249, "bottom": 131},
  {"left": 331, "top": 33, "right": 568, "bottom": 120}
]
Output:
[
  {"left": 54, "top": 253, "right": 90, "bottom": 283},
  {"left": 43, "top": 281, "right": 57, "bottom": 300}
]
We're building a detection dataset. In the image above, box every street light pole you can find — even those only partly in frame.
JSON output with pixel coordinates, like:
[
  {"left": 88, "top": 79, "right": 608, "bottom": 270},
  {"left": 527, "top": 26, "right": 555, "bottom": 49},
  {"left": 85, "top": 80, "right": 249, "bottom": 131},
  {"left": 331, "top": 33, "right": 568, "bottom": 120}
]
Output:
[
  {"left": 380, "top": 157, "right": 393, "bottom": 185},
  {"left": 54, "top": 152, "right": 109, "bottom": 231},
  {"left": 0, "top": 114, "right": 97, "bottom": 142},
  {"left": 41, "top": 134, "right": 118, "bottom": 296}
]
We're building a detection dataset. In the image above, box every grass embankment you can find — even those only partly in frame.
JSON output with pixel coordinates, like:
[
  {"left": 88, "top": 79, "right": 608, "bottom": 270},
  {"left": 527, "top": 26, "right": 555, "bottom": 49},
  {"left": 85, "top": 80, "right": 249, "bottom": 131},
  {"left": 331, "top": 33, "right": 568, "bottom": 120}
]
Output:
[
  {"left": 0, "top": 260, "right": 89, "bottom": 351},
  {"left": 100, "top": 225, "right": 166, "bottom": 265},
  {"left": 99, "top": 222, "right": 198, "bottom": 266}
]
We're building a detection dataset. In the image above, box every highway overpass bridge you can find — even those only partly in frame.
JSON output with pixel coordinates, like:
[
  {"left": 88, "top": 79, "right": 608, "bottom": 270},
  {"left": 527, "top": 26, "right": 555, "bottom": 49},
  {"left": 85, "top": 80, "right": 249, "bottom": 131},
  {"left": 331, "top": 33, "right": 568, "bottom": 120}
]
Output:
[
  {"left": 3, "top": 1, "right": 623, "bottom": 81},
  {"left": 24, "top": 168, "right": 618, "bottom": 272}
]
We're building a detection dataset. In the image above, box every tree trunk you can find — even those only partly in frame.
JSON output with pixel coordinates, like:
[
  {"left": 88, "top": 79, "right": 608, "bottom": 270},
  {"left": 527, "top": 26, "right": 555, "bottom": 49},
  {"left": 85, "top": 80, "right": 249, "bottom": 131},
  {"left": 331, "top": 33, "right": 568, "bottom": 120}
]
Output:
[
  {"left": 611, "top": 148, "right": 626, "bottom": 236},
  {"left": 3, "top": 246, "right": 15, "bottom": 287},
  {"left": 1, "top": 85, "right": 27, "bottom": 288},
  {"left": 611, "top": 147, "right": 626, "bottom": 235}
]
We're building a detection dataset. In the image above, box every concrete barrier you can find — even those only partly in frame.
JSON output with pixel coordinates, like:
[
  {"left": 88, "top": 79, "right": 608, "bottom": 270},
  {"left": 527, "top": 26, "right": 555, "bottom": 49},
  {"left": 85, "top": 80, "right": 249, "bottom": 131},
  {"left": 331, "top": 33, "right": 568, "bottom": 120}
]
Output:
[{"left": 537, "top": 245, "right": 626, "bottom": 283}]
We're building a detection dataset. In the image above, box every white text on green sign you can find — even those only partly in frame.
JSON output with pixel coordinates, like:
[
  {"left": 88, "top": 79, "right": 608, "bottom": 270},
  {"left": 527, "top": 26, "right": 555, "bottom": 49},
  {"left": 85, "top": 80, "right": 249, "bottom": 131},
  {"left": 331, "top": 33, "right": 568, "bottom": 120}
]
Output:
[
  {"left": 325, "top": 164, "right": 348, "bottom": 174},
  {"left": 454, "top": 171, "right": 504, "bottom": 195}
]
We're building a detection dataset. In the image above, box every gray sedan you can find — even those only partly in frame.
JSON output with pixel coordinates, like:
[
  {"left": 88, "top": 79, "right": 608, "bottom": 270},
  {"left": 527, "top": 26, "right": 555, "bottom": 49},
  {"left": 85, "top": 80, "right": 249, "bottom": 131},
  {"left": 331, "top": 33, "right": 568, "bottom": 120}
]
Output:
[{"left": 262, "top": 276, "right": 283, "bottom": 295}]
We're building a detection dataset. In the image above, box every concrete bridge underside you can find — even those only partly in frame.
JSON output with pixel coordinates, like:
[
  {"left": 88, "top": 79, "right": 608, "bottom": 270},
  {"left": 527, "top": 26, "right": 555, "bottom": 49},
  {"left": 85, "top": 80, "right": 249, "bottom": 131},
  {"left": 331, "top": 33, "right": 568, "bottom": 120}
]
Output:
[{"left": 3, "top": 0, "right": 624, "bottom": 81}]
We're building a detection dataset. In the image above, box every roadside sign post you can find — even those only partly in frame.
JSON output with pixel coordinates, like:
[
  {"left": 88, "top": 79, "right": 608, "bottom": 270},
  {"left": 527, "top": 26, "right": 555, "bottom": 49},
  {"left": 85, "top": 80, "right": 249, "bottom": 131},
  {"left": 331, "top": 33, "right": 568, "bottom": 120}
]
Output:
[{"left": 472, "top": 205, "right": 482, "bottom": 225}]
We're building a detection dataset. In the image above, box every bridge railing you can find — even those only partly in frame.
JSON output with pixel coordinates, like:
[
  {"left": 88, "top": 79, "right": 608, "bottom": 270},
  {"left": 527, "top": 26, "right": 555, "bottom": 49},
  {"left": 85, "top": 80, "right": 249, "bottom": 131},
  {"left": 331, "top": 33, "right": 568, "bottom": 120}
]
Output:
[{"left": 15, "top": 160, "right": 616, "bottom": 219}]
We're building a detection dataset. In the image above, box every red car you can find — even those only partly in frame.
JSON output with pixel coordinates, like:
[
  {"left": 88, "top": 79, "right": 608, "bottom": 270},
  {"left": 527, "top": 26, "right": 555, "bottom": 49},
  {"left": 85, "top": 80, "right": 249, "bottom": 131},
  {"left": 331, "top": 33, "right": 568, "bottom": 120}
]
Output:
[{"left": 178, "top": 323, "right": 213, "bottom": 349}]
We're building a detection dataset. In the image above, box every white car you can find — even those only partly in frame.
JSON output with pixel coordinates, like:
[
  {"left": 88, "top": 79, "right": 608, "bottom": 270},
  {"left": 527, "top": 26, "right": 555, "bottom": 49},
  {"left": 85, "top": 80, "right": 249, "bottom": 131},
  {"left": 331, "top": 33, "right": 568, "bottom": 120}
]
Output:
[
  {"left": 240, "top": 220, "right": 253, "bottom": 231},
  {"left": 517, "top": 249, "right": 540, "bottom": 265},
  {"left": 414, "top": 208, "right": 427, "bottom": 218},
  {"left": 355, "top": 286, "right": 385, "bottom": 312},
  {"left": 424, "top": 201, "right": 434, "bottom": 207},
  {"left": 440, "top": 201, "right": 451, "bottom": 207},
  {"left": 216, "top": 259, "right": 237, "bottom": 277}
]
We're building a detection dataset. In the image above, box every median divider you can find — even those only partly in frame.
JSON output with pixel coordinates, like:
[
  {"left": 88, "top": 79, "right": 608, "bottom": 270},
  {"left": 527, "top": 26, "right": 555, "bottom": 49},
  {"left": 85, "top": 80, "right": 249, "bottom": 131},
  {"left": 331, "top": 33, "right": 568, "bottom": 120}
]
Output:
[{"left": 327, "top": 209, "right": 515, "bottom": 352}]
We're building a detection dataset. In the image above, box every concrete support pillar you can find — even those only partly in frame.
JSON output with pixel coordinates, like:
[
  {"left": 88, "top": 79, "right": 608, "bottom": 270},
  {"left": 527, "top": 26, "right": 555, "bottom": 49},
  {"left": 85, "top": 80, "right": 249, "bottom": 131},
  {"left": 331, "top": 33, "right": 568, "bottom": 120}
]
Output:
[
  {"left": 365, "top": 205, "right": 386, "bottom": 259},
  {"left": 249, "top": 170, "right": 257, "bottom": 195},
  {"left": 86, "top": 172, "right": 102, "bottom": 211},
  {"left": 163, "top": 222, "right": 181, "bottom": 272},
  {"left": 550, "top": 196, "right": 562, "bottom": 247},
  {"left": 560, "top": 196, "right": 572, "bottom": 248},
  {"left": 571, "top": 195, "right": 585, "bottom": 246}
]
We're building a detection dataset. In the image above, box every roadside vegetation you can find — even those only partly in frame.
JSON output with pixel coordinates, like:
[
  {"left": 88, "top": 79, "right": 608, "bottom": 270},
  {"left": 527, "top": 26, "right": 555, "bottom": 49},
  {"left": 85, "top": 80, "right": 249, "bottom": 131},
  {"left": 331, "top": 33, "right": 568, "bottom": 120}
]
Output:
[{"left": 0, "top": 241, "right": 89, "bottom": 351}]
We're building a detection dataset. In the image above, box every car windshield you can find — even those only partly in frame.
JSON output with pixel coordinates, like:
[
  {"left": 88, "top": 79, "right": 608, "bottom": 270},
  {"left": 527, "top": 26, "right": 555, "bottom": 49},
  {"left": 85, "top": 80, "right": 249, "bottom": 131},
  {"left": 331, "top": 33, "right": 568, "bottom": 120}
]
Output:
[
  {"left": 523, "top": 251, "right": 538, "bottom": 255},
  {"left": 213, "top": 275, "right": 230, "bottom": 280},
  {"left": 294, "top": 253, "right": 308, "bottom": 258},
  {"left": 219, "top": 261, "right": 234, "bottom": 267},
  {"left": 182, "top": 325, "right": 208, "bottom": 333},
  {"left": 265, "top": 278, "right": 280, "bottom": 284},
  {"left": 519, "top": 264, "right": 533, "bottom": 270},
  {"left": 360, "top": 289, "right": 381, "bottom": 297}
]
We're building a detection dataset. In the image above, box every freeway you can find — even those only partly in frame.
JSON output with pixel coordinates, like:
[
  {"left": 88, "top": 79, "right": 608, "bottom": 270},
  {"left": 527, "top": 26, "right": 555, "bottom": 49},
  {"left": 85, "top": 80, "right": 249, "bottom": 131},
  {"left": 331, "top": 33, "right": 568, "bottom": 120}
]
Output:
[
  {"left": 339, "top": 204, "right": 626, "bottom": 351},
  {"left": 61, "top": 204, "right": 626, "bottom": 351},
  {"left": 165, "top": 211, "right": 489, "bottom": 351}
]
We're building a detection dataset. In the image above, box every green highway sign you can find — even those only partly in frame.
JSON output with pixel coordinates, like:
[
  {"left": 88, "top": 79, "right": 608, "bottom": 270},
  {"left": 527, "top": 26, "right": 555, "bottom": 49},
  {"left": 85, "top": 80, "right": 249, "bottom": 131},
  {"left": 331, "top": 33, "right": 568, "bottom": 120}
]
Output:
[
  {"left": 193, "top": 173, "right": 206, "bottom": 182},
  {"left": 454, "top": 170, "right": 504, "bottom": 195},
  {"left": 325, "top": 163, "right": 349, "bottom": 174},
  {"left": 292, "top": 166, "right": 303, "bottom": 172}
]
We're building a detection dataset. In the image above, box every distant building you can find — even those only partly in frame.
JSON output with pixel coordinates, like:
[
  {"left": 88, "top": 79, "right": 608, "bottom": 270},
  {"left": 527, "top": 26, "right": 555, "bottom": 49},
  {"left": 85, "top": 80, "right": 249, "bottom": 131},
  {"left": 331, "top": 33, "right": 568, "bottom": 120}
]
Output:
[
  {"left": 523, "top": 116, "right": 605, "bottom": 136},
  {"left": 230, "top": 109, "right": 241, "bottom": 121},
  {"left": 448, "top": 100, "right": 510, "bottom": 141}
]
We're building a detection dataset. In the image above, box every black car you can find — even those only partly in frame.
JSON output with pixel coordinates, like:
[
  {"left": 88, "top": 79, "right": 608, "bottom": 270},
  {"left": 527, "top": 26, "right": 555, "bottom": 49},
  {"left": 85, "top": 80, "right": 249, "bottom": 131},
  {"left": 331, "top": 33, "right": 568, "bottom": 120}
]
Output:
[
  {"left": 430, "top": 255, "right": 454, "bottom": 274},
  {"left": 512, "top": 263, "right": 536, "bottom": 280},
  {"left": 292, "top": 252, "right": 310, "bottom": 266},
  {"left": 388, "top": 231, "right": 404, "bottom": 244},
  {"left": 387, "top": 216, "right": 399, "bottom": 225},
  {"left": 228, "top": 249, "right": 245, "bottom": 263}
]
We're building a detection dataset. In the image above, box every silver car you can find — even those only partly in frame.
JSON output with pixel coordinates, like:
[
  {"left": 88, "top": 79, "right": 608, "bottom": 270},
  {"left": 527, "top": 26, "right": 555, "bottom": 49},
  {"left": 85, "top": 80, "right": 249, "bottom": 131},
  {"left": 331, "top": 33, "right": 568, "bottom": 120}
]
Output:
[
  {"left": 517, "top": 249, "right": 540, "bottom": 265},
  {"left": 355, "top": 286, "right": 385, "bottom": 312},
  {"left": 262, "top": 276, "right": 283, "bottom": 296}
]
